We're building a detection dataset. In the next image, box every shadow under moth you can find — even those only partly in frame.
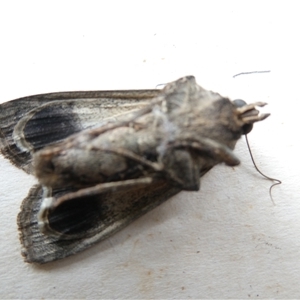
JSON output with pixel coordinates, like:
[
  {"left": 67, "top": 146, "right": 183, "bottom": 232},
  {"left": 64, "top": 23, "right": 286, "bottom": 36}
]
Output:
[{"left": 0, "top": 76, "right": 269, "bottom": 264}]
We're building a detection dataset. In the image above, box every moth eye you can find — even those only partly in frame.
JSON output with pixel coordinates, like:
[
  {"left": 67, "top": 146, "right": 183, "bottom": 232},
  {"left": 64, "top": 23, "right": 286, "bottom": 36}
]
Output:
[
  {"left": 233, "top": 99, "right": 247, "bottom": 108},
  {"left": 233, "top": 99, "right": 253, "bottom": 134}
]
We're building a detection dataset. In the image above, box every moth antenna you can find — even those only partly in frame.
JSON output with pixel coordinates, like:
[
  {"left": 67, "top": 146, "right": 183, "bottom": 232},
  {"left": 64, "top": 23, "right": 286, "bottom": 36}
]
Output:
[
  {"left": 233, "top": 70, "right": 271, "bottom": 78},
  {"left": 245, "top": 135, "right": 281, "bottom": 205}
]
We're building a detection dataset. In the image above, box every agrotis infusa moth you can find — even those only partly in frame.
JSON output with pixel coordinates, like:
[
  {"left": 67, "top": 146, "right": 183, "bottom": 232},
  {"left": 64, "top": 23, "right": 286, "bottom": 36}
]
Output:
[{"left": 0, "top": 76, "right": 269, "bottom": 264}]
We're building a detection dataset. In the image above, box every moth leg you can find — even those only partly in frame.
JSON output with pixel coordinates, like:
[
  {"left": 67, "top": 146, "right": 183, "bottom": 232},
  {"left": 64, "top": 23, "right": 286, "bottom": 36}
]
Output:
[
  {"left": 90, "top": 146, "right": 163, "bottom": 171},
  {"left": 162, "top": 136, "right": 240, "bottom": 190},
  {"left": 171, "top": 136, "right": 240, "bottom": 166},
  {"left": 162, "top": 149, "right": 201, "bottom": 191},
  {"left": 38, "top": 177, "right": 161, "bottom": 239}
]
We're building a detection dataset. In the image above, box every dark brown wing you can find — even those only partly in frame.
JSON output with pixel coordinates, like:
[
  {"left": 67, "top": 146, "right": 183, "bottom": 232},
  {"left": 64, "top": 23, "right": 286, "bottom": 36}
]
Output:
[
  {"left": 0, "top": 90, "right": 160, "bottom": 173},
  {"left": 18, "top": 181, "right": 181, "bottom": 264}
]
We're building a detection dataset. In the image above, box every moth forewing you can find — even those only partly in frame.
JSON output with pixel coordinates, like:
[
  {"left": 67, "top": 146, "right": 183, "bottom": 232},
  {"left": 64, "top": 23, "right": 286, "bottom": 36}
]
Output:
[
  {"left": 37, "top": 177, "right": 158, "bottom": 238},
  {"left": 0, "top": 89, "right": 160, "bottom": 173},
  {"left": 1, "top": 76, "right": 269, "bottom": 263},
  {"left": 18, "top": 182, "right": 181, "bottom": 264}
]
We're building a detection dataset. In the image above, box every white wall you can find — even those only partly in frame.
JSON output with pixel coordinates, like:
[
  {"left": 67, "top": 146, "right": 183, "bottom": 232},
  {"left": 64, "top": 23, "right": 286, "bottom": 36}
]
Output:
[{"left": 0, "top": 1, "right": 299, "bottom": 298}]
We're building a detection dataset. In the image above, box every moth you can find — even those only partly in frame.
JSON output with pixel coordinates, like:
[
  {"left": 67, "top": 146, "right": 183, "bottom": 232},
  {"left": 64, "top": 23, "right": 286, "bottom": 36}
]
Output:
[{"left": 0, "top": 76, "right": 269, "bottom": 264}]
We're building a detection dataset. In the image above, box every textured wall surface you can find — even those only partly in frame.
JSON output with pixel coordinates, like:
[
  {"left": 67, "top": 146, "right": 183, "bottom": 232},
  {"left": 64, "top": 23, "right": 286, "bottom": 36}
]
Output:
[{"left": 0, "top": 1, "right": 299, "bottom": 298}]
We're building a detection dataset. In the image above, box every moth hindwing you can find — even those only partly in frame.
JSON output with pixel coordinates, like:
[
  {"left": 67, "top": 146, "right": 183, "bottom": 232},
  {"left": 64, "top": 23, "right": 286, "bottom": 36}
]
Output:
[{"left": 0, "top": 76, "right": 269, "bottom": 263}]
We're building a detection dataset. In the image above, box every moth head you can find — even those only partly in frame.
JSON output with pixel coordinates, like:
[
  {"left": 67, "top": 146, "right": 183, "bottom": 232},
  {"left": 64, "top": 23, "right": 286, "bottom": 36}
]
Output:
[{"left": 233, "top": 99, "right": 270, "bottom": 135}]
